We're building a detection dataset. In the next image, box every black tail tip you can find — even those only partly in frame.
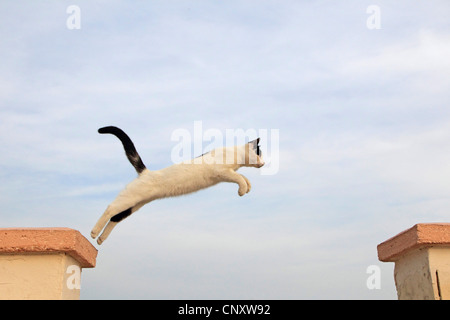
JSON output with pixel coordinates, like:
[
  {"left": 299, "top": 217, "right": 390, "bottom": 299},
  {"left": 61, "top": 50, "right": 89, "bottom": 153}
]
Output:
[{"left": 98, "top": 126, "right": 118, "bottom": 134}]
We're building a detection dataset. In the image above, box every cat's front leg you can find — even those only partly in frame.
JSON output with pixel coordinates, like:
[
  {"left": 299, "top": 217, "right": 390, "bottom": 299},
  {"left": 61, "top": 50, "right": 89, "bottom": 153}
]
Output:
[
  {"left": 241, "top": 174, "right": 251, "bottom": 194},
  {"left": 219, "top": 169, "right": 249, "bottom": 196}
]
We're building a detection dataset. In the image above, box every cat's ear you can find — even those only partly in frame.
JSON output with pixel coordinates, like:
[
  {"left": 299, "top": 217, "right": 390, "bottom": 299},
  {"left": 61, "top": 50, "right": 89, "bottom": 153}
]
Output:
[
  {"left": 249, "top": 138, "right": 260, "bottom": 148},
  {"left": 248, "top": 138, "right": 261, "bottom": 156}
]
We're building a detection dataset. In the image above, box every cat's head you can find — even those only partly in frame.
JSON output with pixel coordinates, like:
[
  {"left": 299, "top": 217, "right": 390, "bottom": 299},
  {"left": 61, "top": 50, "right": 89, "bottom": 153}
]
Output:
[{"left": 244, "top": 138, "right": 265, "bottom": 168}]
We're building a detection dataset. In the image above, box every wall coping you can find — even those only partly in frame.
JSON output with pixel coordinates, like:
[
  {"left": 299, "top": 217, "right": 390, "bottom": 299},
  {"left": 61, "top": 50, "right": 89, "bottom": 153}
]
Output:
[
  {"left": 377, "top": 223, "right": 450, "bottom": 262},
  {"left": 0, "top": 228, "right": 97, "bottom": 268}
]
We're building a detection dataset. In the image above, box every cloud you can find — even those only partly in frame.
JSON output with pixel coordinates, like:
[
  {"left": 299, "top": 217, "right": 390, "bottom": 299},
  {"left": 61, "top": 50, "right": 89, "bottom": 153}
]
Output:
[{"left": 341, "top": 30, "right": 450, "bottom": 78}]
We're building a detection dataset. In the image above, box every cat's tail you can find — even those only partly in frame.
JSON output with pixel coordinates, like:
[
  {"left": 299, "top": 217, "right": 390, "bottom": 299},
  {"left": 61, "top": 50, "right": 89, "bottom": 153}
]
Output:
[{"left": 98, "top": 126, "right": 147, "bottom": 174}]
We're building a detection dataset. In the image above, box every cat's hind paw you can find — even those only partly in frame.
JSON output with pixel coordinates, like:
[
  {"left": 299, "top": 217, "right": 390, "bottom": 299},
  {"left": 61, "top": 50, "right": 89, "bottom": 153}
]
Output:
[{"left": 90, "top": 229, "right": 99, "bottom": 239}]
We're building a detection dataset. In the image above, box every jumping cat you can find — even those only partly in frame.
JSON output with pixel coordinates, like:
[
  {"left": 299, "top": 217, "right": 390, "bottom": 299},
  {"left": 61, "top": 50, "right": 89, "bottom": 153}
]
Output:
[{"left": 91, "top": 126, "right": 265, "bottom": 245}]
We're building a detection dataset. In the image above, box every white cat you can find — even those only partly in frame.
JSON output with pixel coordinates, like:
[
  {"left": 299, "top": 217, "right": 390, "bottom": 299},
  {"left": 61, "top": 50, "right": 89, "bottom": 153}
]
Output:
[{"left": 91, "top": 126, "right": 264, "bottom": 245}]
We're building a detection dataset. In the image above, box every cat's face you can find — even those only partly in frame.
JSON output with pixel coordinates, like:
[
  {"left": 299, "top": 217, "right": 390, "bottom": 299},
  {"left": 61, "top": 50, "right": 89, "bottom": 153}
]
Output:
[{"left": 244, "top": 138, "right": 265, "bottom": 168}]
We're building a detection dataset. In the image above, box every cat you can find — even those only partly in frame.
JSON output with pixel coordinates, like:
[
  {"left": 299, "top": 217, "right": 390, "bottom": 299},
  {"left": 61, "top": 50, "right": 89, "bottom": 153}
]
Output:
[{"left": 91, "top": 126, "right": 264, "bottom": 245}]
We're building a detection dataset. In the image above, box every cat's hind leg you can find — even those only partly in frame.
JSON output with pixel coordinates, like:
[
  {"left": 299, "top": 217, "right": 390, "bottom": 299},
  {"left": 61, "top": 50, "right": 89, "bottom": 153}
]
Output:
[
  {"left": 91, "top": 200, "right": 136, "bottom": 239},
  {"left": 96, "top": 220, "right": 118, "bottom": 245},
  {"left": 96, "top": 207, "right": 132, "bottom": 244},
  {"left": 96, "top": 202, "right": 147, "bottom": 244}
]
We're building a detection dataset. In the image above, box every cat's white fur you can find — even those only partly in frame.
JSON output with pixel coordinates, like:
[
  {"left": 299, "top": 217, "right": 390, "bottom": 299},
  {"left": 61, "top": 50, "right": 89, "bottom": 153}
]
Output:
[{"left": 91, "top": 143, "right": 264, "bottom": 245}]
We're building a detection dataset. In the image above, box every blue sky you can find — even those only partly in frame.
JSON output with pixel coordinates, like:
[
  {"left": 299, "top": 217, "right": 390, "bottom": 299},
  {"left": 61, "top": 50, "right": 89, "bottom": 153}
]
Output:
[{"left": 1, "top": 1, "right": 450, "bottom": 299}]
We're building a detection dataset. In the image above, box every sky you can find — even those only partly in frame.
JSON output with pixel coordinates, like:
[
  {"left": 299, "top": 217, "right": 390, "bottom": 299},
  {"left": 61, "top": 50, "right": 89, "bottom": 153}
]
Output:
[{"left": 1, "top": 0, "right": 450, "bottom": 299}]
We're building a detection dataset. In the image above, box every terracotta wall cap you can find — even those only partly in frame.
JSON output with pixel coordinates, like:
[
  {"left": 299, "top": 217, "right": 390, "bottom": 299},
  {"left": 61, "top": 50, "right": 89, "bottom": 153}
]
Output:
[
  {"left": 0, "top": 228, "right": 98, "bottom": 268},
  {"left": 377, "top": 223, "right": 450, "bottom": 262}
]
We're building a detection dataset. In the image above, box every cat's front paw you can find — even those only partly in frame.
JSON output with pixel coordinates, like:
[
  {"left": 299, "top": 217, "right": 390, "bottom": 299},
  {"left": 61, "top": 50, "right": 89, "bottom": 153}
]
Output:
[
  {"left": 241, "top": 175, "right": 251, "bottom": 194},
  {"left": 238, "top": 187, "right": 247, "bottom": 196}
]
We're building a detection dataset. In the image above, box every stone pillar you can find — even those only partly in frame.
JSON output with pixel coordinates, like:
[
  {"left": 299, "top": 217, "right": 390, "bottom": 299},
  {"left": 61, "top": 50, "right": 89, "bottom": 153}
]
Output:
[
  {"left": 377, "top": 223, "right": 450, "bottom": 300},
  {"left": 0, "top": 228, "right": 97, "bottom": 300}
]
